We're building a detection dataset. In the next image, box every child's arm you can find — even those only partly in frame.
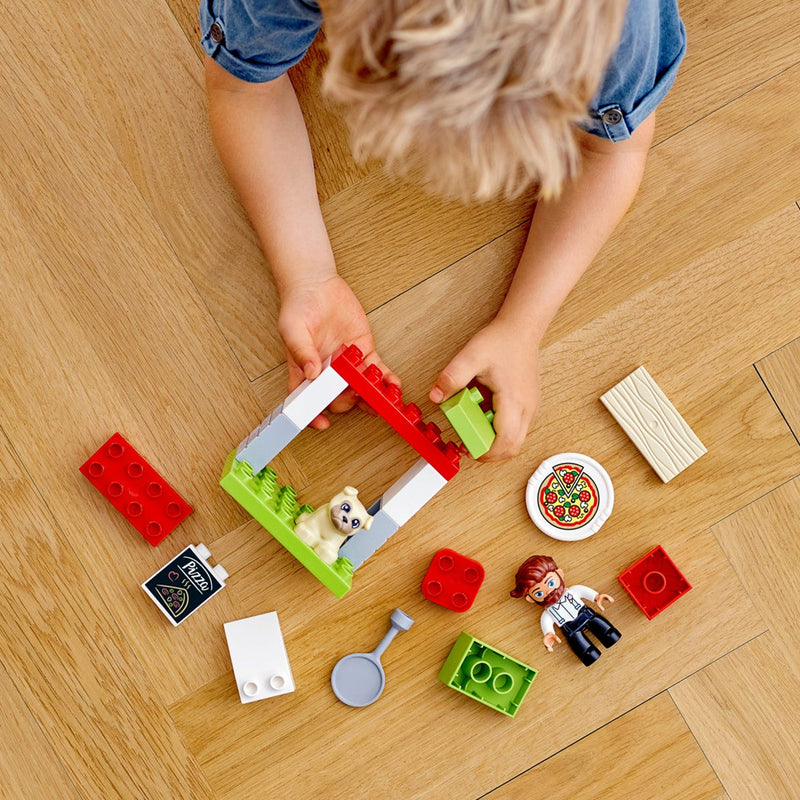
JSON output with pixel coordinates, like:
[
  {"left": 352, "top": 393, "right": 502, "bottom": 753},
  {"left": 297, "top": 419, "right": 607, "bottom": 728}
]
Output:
[
  {"left": 205, "top": 58, "right": 392, "bottom": 426},
  {"left": 430, "top": 112, "right": 656, "bottom": 460}
]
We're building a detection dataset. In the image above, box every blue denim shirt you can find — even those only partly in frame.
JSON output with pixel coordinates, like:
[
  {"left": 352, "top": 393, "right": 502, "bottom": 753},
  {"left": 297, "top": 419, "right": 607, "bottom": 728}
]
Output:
[{"left": 200, "top": 0, "right": 686, "bottom": 141}]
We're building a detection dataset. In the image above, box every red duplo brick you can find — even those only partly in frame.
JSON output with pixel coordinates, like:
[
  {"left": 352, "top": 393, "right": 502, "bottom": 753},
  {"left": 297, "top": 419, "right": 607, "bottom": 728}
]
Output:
[
  {"left": 618, "top": 545, "right": 691, "bottom": 619},
  {"left": 330, "top": 345, "right": 462, "bottom": 480},
  {"left": 421, "top": 548, "right": 485, "bottom": 611},
  {"left": 80, "top": 432, "right": 193, "bottom": 546}
]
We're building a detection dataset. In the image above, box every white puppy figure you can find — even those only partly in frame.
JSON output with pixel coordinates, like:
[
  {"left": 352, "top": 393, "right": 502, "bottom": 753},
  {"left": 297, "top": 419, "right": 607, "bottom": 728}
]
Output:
[{"left": 294, "top": 486, "right": 373, "bottom": 564}]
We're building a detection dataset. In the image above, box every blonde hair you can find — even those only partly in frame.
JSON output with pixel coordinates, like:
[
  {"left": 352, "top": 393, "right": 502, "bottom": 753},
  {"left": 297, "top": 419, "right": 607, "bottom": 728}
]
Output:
[{"left": 322, "top": 0, "right": 627, "bottom": 202}]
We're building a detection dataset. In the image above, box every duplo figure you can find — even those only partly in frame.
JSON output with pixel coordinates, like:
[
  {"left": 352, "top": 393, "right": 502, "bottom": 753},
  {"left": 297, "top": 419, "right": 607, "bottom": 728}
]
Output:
[{"left": 511, "top": 554, "right": 621, "bottom": 666}]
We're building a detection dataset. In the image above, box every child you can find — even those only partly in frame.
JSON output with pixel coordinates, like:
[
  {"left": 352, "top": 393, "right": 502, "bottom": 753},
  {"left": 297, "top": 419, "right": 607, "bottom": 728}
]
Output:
[{"left": 200, "top": 0, "right": 686, "bottom": 461}]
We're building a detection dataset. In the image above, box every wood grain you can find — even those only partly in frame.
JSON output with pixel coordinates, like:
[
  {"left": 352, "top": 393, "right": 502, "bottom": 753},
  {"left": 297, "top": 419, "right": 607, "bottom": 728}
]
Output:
[
  {"left": 1, "top": 0, "right": 799, "bottom": 796},
  {"left": 487, "top": 692, "right": 723, "bottom": 800},
  {"left": 657, "top": 0, "right": 800, "bottom": 141},
  {"left": 169, "top": 522, "right": 758, "bottom": 800},
  {"left": 0, "top": 662, "right": 82, "bottom": 800},
  {"left": 0, "top": 32, "right": 269, "bottom": 705},
  {"left": 712, "top": 475, "right": 800, "bottom": 685},
  {"left": 756, "top": 337, "right": 800, "bottom": 443},
  {"left": 671, "top": 636, "right": 800, "bottom": 799}
]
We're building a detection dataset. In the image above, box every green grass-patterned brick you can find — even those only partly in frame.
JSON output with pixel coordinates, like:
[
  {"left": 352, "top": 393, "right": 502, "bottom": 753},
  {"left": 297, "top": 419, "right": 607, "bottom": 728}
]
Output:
[
  {"left": 219, "top": 451, "right": 353, "bottom": 597},
  {"left": 438, "top": 632, "right": 537, "bottom": 717}
]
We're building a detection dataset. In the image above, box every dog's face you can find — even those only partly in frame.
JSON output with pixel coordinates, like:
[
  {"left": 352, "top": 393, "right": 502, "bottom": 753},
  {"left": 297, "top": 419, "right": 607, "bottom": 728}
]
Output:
[{"left": 329, "top": 486, "right": 373, "bottom": 535}]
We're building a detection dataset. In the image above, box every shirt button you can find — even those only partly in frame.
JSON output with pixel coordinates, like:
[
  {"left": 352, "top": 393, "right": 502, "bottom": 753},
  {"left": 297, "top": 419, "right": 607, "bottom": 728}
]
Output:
[
  {"left": 209, "top": 22, "right": 224, "bottom": 44},
  {"left": 602, "top": 108, "right": 623, "bottom": 125}
]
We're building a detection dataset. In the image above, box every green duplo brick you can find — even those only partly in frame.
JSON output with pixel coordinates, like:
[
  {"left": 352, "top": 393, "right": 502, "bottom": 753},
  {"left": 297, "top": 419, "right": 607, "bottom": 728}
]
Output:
[
  {"left": 440, "top": 387, "right": 495, "bottom": 459},
  {"left": 220, "top": 451, "right": 353, "bottom": 597},
  {"left": 439, "top": 632, "right": 537, "bottom": 717}
]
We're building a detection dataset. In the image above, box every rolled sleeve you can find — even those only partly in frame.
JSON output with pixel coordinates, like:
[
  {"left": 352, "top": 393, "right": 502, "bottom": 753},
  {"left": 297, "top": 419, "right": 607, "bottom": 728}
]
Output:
[
  {"left": 580, "top": 0, "right": 687, "bottom": 141},
  {"left": 199, "top": 0, "right": 323, "bottom": 83}
]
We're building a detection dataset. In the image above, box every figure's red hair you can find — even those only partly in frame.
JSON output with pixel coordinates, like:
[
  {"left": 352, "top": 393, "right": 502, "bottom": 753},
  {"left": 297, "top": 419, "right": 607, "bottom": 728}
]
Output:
[{"left": 510, "top": 555, "right": 559, "bottom": 599}]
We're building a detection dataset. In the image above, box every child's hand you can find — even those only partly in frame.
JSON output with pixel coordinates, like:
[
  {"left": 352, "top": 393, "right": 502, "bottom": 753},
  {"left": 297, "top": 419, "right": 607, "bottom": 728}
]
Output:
[
  {"left": 429, "top": 319, "right": 541, "bottom": 461},
  {"left": 277, "top": 275, "right": 397, "bottom": 429}
]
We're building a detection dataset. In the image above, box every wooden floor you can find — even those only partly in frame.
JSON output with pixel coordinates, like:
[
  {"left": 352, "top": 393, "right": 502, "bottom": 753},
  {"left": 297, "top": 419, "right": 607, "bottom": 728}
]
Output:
[{"left": 1, "top": 1, "right": 799, "bottom": 798}]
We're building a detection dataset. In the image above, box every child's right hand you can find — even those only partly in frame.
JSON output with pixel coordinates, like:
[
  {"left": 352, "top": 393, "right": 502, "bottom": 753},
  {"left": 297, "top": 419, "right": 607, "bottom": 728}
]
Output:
[{"left": 277, "top": 275, "right": 397, "bottom": 429}]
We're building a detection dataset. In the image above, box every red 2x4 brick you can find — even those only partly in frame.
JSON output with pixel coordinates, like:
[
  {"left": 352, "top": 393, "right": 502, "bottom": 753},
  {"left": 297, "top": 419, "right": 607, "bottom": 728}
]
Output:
[{"left": 80, "top": 432, "right": 193, "bottom": 546}]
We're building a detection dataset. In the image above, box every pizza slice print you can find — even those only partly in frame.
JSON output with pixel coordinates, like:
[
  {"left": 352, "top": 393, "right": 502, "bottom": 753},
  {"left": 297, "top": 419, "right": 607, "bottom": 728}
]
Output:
[{"left": 157, "top": 584, "right": 189, "bottom": 618}]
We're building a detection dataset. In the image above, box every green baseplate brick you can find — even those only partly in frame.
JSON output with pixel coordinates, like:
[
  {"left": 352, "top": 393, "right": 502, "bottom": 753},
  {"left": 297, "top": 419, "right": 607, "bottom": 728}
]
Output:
[
  {"left": 220, "top": 451, "right": 354, "bottom": 598},
  {"left": 440, "top": 387, "right": 496, "bottom": 459},
  {"left": 438, "top": 632, "right": 538, "bottom": 717}
]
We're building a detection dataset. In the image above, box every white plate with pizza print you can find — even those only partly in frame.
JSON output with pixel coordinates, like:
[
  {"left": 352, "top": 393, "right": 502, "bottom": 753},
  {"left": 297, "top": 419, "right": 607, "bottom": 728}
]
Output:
[{"left": 525, "top": 453, "right": 614, "bottom": 541}]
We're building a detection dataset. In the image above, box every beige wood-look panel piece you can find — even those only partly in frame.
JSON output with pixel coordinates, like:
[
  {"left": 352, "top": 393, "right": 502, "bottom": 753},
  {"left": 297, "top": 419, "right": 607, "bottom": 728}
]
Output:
[
  {"left": 671, "top": 636, "right": 800, "bottom": 799},
  {"left": 756, "top": 336, "right": 800, "bottom": 441},
  {"left": 170, "top": 521, "right": 756, "bottom": 800},
  {"left": 0, "top": 433, "right": 214, "bottom": 800},
  {"left": 0, "top": 663, "right": 83, "bottom": 800},
  {"left": 488, "top": 693, "right": 722, "bottom": 800},
  {"left": 0, "top": 41, "right": 268, "bottom": 704},
  {"left": 657, "top": 0, "right": 800, "bottom": 141},
  {"left": 601, "top": 366, "right": 707, "bottom": 482},
  {"left": 712, "top": 476, "right": 800, "bottom": 685}
]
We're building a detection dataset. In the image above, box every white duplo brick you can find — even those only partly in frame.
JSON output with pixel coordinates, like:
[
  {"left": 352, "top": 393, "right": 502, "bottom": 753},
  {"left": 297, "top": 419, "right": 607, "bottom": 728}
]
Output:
[{"left": 380, "top": 459, "right": 447, "bottom": 527}]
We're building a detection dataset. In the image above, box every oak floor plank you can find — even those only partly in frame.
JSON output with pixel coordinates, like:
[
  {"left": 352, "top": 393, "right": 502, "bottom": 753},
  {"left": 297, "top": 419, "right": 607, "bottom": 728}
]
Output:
[
  {"left": 0, "top": 432, "right": 214, "bottom": 800},
  {"left": 711, "top": 475, "right": 800, "bottom": 685},
  {"left": 671, "top": 636, "right": 800, "bottom": 799},
  {"left": 486, "top": 693, "right": 722, "bottom": 800},
  {"left": 1, "top": 0, "right": 798, "bottom": 797},
  {"left": 658, "top": 0, "right": 800, "bottom": 140},
  {"left": 0, "top": 662, "right": 83, "bottom": 800},
  {"left": 5, "top": 0, "right": 283, "bottom": 378},
  {"left": 756, "top": 337, "right": 800, "bottom": 442}
]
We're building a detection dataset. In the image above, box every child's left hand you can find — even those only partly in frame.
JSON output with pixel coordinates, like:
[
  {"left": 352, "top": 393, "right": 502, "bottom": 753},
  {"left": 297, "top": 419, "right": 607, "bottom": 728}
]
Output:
[{"left": 429, "top": 319, "right": 541, "bottom": 461}]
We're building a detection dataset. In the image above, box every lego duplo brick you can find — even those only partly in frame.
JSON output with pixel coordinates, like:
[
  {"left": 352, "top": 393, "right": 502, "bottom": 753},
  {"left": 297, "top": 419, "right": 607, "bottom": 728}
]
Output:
[
  {"left": 236, "top": 411, "right": 301, "bottom": 474},
  {"left": 224, "top": 612, "right": 295, "bottom": 703},
  {"left": 80, "top": 432, "right": 193, "bottom": 545},
  {"left": 618, "top": 545, "right": 692, "bottom": 619},
  {"left": 330, "top": 344, "right": 462, "bottom": 480},
  {"left": 338, "top": 508, "right": 399, "bottom": 570},
  {"left": 440, "top": 386, "right": 496, "bottom": 459},
  {"left": 600, "top": 366, "right": 707, "bottom": 482},
  {"left": 439, "top": 632, "right": 537, "bottom": 717},
  {"left": 219, "top": 452, "right": 353, "bottom": 597},
  {"left": 141, "top": 544, "right": 228, "bottom": 626},
  {"left": 379, "top": 458, "right": 448, "bottom": 527},
  {"left": 281, "top": 356, "right": 348, "bottom": 429},
  {"left": 421, "top": 549, "right": 485, "bottom": 612}
]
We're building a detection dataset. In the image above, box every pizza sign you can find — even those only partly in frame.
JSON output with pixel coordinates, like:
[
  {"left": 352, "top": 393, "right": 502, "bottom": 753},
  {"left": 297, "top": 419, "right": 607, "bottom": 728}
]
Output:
[
  {"left": 142, "top": 545, "right": 227, "bottom": 626},
  {"left": 526, "top": 454, "right": 614, "bottom": 542}
]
